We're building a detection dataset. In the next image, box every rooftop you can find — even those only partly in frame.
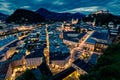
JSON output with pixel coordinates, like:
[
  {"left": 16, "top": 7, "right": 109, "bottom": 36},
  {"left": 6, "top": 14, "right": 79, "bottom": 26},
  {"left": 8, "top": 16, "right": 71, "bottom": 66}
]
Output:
[
  {"left": 25, "top": 48, "right": 44, "bottom": 59},
  {"left": 0, "top": 36, "right": 17, "bottom": 48},
  {"left": 0, "top": 56, "right": 4, "bottom": 60},
  {"left": 52, "top": 67, "right": 75, "bottom": 80},
  {"left": 11, "top": 48, "right": 26, "bottom": 61},
  {"left": 63, "top": 32, "right": 87, "bottom": 42},
  {"left": 6, "top": 40, "right": 19, "bottom": 47},
  {"left": 88, "top": 53, "right": 99, "bottom": 65},
  {"left": 92, "top": 31, "right": 108, "bottom": 40},
  {"left": 73, "top": 59, "right": 93, "bottom": 72},
  {"left": 86, "top": 30, "right": 108, "bottom": 44},
  {"left": 49, "top": 44, "right": 70, "bottom": 60},
  {"left": 39, "top": 35, "right": 46, "bottom": 42},
  {"left": 0, "top": 47, "right": 9, "bottom": 55}
]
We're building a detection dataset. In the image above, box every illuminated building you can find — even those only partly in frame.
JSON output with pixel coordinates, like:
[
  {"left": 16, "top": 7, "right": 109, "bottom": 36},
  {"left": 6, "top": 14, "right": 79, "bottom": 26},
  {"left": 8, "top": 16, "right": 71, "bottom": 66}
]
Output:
[
  {"left": 72, "top": 18, "right": 79, "bottom": 24},
  {"left": 49, "top": 44, "right": 70, "bottom": 67},
  {"left": 72, "top": 59, "right": 93, "bottom": 74},
  {"left": 85, "top": 29, "right": 109, "bottom": 52},
  {"left": 63, "top": 31, "right": 87, "bottom": 47},
  {"left": 25, "top": 48, "right": 43, "bottom": 68},
  {"left": 0, "top": 36, "right": 17, "bottom": 51}
]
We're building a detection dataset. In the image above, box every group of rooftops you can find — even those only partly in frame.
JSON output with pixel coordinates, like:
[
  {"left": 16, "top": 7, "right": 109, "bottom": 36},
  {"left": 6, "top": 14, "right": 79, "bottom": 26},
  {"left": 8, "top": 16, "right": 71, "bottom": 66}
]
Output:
[
  {"left": 0, "top": 36, "right": 17, "bottom": 47},
  {"left": 48, "top": 25, "right": 71, "bottom": 61}
]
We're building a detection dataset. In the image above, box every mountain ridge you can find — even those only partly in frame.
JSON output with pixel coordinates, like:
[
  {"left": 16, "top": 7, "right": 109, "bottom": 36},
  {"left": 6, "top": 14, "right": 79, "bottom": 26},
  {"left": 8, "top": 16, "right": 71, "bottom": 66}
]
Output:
[
  {"left": 36, "top": 8, "right": 85, "bottom": 21},
  {"left": 0, "top": 12, "right": 9, "bottom": 21},
  {"left": 6, "top": 9, "right": 45, "bottom": 24}
]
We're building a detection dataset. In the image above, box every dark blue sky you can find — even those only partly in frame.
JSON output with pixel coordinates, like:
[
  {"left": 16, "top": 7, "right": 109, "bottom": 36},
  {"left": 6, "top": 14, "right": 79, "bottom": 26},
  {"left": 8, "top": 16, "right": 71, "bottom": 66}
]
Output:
[{"left": 0, "top": 0, "right": 120, "bottom": 15}]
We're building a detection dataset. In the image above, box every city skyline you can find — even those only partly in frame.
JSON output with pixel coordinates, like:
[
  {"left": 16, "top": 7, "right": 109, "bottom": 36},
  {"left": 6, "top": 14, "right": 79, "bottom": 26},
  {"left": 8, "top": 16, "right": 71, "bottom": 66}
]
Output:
[
  {"left": 0, "top": 0, "right": 120, "bottom": 15},
  {"left": 0, "top": 0, "right": 120, "bottom": 80}
]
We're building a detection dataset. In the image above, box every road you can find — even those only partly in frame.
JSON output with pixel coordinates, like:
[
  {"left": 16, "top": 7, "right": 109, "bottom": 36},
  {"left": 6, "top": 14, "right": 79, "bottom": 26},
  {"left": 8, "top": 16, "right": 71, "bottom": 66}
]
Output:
[
  {"left": 70, "top": 31, "right": 94, "bottom": 61},
  {"left": 78, "top": 31, "right": 94, "bottom": 48}
]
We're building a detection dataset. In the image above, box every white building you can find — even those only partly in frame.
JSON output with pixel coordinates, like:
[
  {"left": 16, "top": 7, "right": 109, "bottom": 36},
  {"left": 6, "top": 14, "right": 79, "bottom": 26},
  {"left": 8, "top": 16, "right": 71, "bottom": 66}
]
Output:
[{"left": 25, "top": 50, "right": 43, "bottom": 68}]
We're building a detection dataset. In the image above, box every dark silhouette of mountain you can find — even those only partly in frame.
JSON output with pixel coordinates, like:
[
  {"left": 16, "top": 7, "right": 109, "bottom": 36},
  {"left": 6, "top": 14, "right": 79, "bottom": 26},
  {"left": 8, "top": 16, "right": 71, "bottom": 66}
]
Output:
[
  {"left": 36, "top": 8, "right": 85, "bottom": 21},
  {"left": 6, "top": 9, "right": 45, "bottom": 24},
  {"left": 0, "top": 12, "right": 9, "bottom": 21},
  {"left": 83, "top": 12, "right": 120, "bottom": 26}
]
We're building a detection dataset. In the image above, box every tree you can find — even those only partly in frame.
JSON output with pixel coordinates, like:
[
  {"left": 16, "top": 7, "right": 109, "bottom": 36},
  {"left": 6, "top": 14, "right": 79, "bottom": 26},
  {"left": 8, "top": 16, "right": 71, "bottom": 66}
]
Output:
[
  {"left": 16, "top": 69, "right": 36, "bottom": 80},
  {"left": 80, "top": 43, "right": 120, "bottom": 80}
]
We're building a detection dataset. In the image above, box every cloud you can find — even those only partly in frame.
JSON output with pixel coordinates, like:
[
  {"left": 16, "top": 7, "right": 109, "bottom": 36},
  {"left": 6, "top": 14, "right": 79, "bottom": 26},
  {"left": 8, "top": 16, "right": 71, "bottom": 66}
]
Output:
[
  {"left": 0, "top": 8, "right": 14, "bottom": 15},
  {"left": 20, "top": 6, "right": 31, "bottom": 9},
  {"left": 64, "top": 6, "right": 99, "bottom": 13},
  {"left": 0, "top": 2, "right": 14, "bottom": 14},
  {"left": 52, "top": 0, "right": 65, "bottom": 5},
  {"left": 35, "top": 0, "right": 43, "bottom": 2},
  {"left": 0, "top": 2, "right": 11, "bottom": 8},
  {"left": 62, "top": 6, "right": 108, "bottom": 15}
]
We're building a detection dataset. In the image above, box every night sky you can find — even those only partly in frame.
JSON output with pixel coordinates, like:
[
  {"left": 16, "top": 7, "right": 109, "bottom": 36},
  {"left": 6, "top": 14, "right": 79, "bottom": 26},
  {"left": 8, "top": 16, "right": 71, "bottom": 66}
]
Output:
[{"left": 0, "top": 0, "right": 120, "bottom": 15}]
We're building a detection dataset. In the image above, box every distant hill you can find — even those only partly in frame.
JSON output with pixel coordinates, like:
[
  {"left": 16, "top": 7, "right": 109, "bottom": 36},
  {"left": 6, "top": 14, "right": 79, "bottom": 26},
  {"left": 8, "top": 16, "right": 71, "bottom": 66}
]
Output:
[
  {"left": 5, "top": 8, "right": 85, "bottom": 24},
  {"left": 6, "top": 9, "right": 45, "bottom": 24},
  {"left": 0, "top": 12, "right": 9, "bottom": 21},
  {"left": 83, "top": 12, "right": 120, "bottom": 26},
  {"left": 36, "top": 8, "right": 85, "bottom": 21}
]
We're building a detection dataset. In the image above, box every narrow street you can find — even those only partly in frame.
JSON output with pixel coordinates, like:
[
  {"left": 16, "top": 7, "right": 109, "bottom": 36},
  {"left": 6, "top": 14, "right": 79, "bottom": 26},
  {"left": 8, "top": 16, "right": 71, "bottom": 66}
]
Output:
[{"left": 70, "top": 31, "right": 94, "bottom": 62}]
